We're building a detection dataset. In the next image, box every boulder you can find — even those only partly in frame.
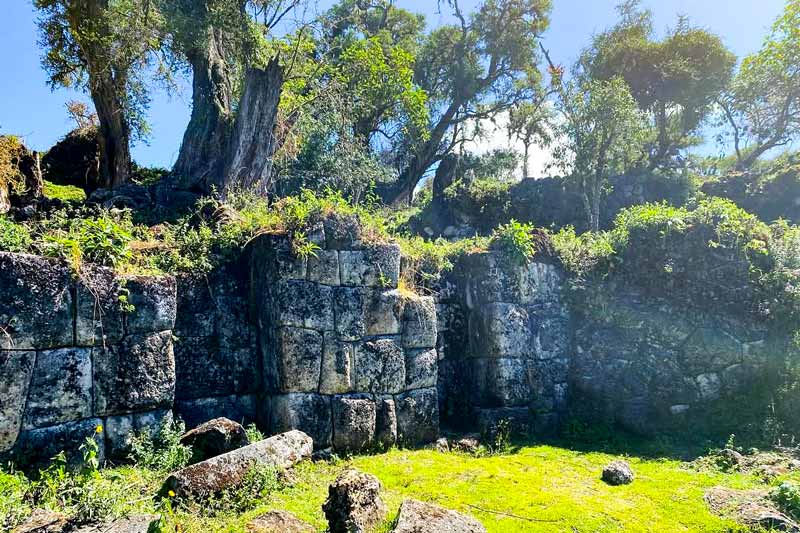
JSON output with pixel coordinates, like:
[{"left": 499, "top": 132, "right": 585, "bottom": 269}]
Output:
[
  {"left": 332, "top": 395, "right": 376, "bottom": 452},
  {"left": 163, "top": 430, "right": 312, "bottom": 500},
  {"left": 70, "top": 515, "right": 159, "bottom": 533},
  {"left": 0, "top": 350, "right": 35, "bottom": 452},
  {"left": 180, "top": 417, "right": 250, "bottom": 463},
  {"left": 452, "top": 434, "right": 481, "bottom": 454},
  {"left": 602, "top": 461, "right": 634, "bottom": 485},
  {"left": 40, "top": 126, "right": 101, "bottom": 193},
  {"left": 323, "top": 469, "right": 387, "bottom": 533},
  {"left": 246, "top": 510, "right": 314, "bottom": 533},
  {"left": 392, "top": 499, "right": 487, "bottom": 533},
  {"left": 13, "top": 508, "right": 67, "bottom": 533},
  {"left": 322, "top": 213, "right": 363, "bottom": 249}
]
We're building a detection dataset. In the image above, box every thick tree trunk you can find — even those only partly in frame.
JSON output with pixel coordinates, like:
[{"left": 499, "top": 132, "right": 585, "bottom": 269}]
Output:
[
  {"left": 173, "top": 29, "right": 235, "bottom": 192},
  {"left": 90, "top": 78, "right": 132, "bottom": 189},
  {"left": 222, "top": 57, "right": 284, "bottom": 195}
]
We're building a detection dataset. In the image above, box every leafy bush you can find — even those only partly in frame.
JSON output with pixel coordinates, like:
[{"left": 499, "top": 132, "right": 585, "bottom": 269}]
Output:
[
  {"left": 129, "top": 420, "right": 191, "bottom": 475},
  {"left": 43, "top": 181, "right": 86, "bottom": 202},
  {"left": 0, "top": 216, "right": 31, "bottom": 253},
  {"left": 37, "top": 211, "right": 134, "bottom": 269},
  {"left": 772, "top": 481, "right": 800, "bottom": 519},
  {"left": 490, "top": 220, "right": 537, "bottom": 264}
]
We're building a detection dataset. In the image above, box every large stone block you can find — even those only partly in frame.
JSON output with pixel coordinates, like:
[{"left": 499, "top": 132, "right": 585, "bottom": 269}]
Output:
[
  {"left": 24, "top": 348, "right": 92, "bottom": 429},
  {"left": 269, "top": 393, "right": 332, "bottom": 449},
  {"left": 175, "top": 394, "right": 257, "bottom": 429},
  {"left": 0, "top": 252, "right": 73, "bottom": 350},
  {"left": 375, "top": 396, "right": 397, "bottom": 448},
  {"left": 331, "top": 395, "right": 376, "bottom": 452},
  {"left": 333, "top": 287, "right": 367, "bottom": 341},
  {"left": 533, "top": 317, "right": 570, "bottom": 360},
  {"left": 393, "top": 499, "right": 487, "bottom": 533},
  {"left": 339, "top": 244, "right": 401, "bottom": 288},
  {"left": 270, "top": 327, "right": 323, "bottom": 393},
  {"left": 365, "top": 289, "right": 403, "bottom": 336},
  {"left": 395, "top": 387, "right": 439, "bottom": 445},
  {"left": 354, "top": 338, "right": 405, "bottom": 394},
  {"left": 401, "top": 296, "right": 437, "bottom": 349},
  {"left": 320, "top": 332, "right": 354, "bottom": 395},
  {"left": 123, "top": 275, "right": 177, "bottom": 335},
  {"left": 75, "top": 264, "right": 125, "bottom": 346},
  {"left": 272, "top": 280, "right": 334, "bottom": 331},
  {"left": 14, "top": 418, "right": 105, "bottom": 468},
  {"left": 469, "top": 303, "right": 534, "bottom": 359},
  {"left": 308, "top": 250, "right": 340, "bottom": 285},
  {"left": 322, "top": 213, "right": 363, "bottom": 249},
  {"left": 94, "top": 331, "right": 175, "bottom": 416},
  {"left": 104, "top": 409, "right": 173, "bottom": 459},
  {"left": 0, "top": 350, "right": 35, "bottom": 451},
  {"left": 463, "top": 254, "right": 562, "bottom": 307},
  {"left": 405, "top": 348, "right": 437, "bottom": 390},
  {"left": 174, "top": 274, "right": 216, "bottom": 338},
  {"left": 334, "top": 288, "right": 405, "bottom": 341},
  {"left": 479, "top": 358, "right": 531, "bottom": 407}
]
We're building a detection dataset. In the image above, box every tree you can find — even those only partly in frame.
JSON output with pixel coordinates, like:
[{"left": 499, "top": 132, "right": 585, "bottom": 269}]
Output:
[
  {"left": 580, "top": 1, "right": 735, "bottom": 170},
  {"left": 34, "top": 0, "right": 165, "bottom": 189},
  {"left": 718, "top": 0, "right": 800, "bottom": 170},
  {"left": 382, "top": 0, "right": 552, "bottom": 205},
  {"left": 508, "top": 101, "right": 552, "bottom": 177},
  {"left": 554, "top": 77, "right": 647, "bottom": 231}
]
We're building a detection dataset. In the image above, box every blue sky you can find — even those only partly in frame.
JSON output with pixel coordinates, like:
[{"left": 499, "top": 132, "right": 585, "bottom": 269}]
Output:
[{"left": 0, "top": 0, "right": 787, "bottom": 168}]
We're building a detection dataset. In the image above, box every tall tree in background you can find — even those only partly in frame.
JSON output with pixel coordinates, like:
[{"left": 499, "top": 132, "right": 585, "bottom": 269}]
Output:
[
  {"left": 718, "top": 0, "right": 800, "bottom": 170},
  {"left": 508, "top": 101, "right": 553, "bottom": 177},
  {"left": 382, "top": 0, "right": 552, "bottom": 205},
  {"left": 580, "top": 1, "right": 735, "bottom": 170},
  {"left": 34, "top": 0, "right": 165, "bottom": 188}
]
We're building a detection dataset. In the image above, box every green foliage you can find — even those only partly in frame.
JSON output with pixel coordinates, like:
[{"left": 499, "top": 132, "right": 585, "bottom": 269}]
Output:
[
  {"left": 490, "top": 220, "right": 537, "bottom": 265},
  {"left": 36, "top": 210, "right": 134, "bottom": 269},
  {"left": 773, "top": 481, "right": 800, "bottom": 520},
  {"left": 0, "top": 468, "right": 30, "bottom": 530},
  {"left": 43, "top": 181, "right": 87, "bottom": 202},
  {"left": 0, "top": 217, "right": 32, "bottom": 253},
  {"left": 196, "top": 464, "right": 281, "bottom": 516},
  {"left": 396, "top": 234, "right": 488, "bottom": 292},
  {"left": 0, "top": 135, "right": 25, "bottom": 193},
  {"left": 244, "top": 424, "right": 265, "bottom": 443},
  {"left": 551, "top": 226, "right": 614, "bottom": 280},
  {"left": 129, "top": 420, "right": 192, "bottom": 475}
]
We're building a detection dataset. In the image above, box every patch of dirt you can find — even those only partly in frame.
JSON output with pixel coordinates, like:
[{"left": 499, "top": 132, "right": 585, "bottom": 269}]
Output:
[{"left": 705, "top": 486, "right": 800, "bottom": 532}]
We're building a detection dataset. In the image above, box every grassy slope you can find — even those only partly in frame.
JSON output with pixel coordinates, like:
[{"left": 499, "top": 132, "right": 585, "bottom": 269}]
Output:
[{"left": 102, "top": 444, "right": 770, "bottom": 532}]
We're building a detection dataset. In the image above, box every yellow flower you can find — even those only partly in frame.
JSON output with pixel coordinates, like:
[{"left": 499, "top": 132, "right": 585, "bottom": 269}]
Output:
[
  {"left": 95, "top": 425, "right": 103, "bottom": 434},
  {"left": 168, "top": 490, "right": 176, "bottom": 498}
]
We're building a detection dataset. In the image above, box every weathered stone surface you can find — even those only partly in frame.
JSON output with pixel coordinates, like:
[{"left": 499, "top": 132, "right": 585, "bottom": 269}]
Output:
[
  {"left": 24, "top": 348, "right": 92, "bottom": 429},
  {"left": 401, "top": 296, "right": 437, "bottom": 349},
  {"left": 533, "top": 317, "right": 570, "bottom": 360},
  {"left": 602, "top": 461, "right": 634, "bottom": 485},
  {"left": 268, "top": 327, "right": 323, "bottom": 393},
  {"left": 405, "top": 349, "right": 437, "bottom": 390},
  {"left": 123, "top": 275, "right": 177, "bottom": 334},
  {"left": 355, "top": 338, "right": 405, "bottom": 394},
  {"left": 94, "top": 331, "right": 175, "bottom": 416},
  {"left": 0, "top": 350, "right": 35, "bottom": 451},
  {"left": 70, "top": 515, "right": 159, "bottom": 533},
  {"left": 323, "top": 213, "right": 363, "bottom": 249},
  {"left": 320, "top": 332, "right": 354, "bottom": 395},
  {"left": 395, "top": 388, "right": 439, "bottom": 445},
  {"left": 14, "top": 418, "right": 105, "bottom": 468},
  {"left": 474, "top": 358, "right": 531, "bottom": 407},
  {"left": 164, "top": 430, "right": 312, "bottom": 499},
  {"left": 469, "top": 303, "right": 533, "bottom": 359},
  {"left": 0, "top": 253, "right": 73, "bottom": 350},
  {"left": 13, "top": 508, "right": 67, "bottom": 533},
  {"left": 392, "top": 499, "right": 487, "bottom": 533},
  {"left": 75, "top": 264, "right": 125, "bottom": 346},
  {"left": 180, "top": 417, "right": 250, "bottom": 463},
  {"left": 332, "top": 395, "right": 376, "bottom": 452},
  {"left": 366, "top": 290, "right": 404, "bottom": 336},
  {"left": 175, "top": 395, "right": 257, "bottom": 429},
  {"left": 339, "top": 244, "right": 401, "bottom": 288},
  {"left": 375, "top": 396, "right": 398, "bottom": 448},
  {"left": 246, "top": 510, "right": 314, "bottom": 533},
  {"left": 463, "top": 253, "right": 562, "bottom": 306},
  {"left": 308, "top": 250, "right": 340, "bottom": 285},
  {"left": 273, "top": 280, "right": 334, "bottom": 330},
  {"left": 334, "top": 287, "right": 367, "bottom": 341},
  {"left": 104, "top": 409, "right": 172, "bottom": 459},
  {"left": 269, "top": 393, "right": 332, "bottom": 449},
  {"left": 323, "top": 469, "right": 387, "bottom": 533},
  {"left": 476, "top": 407, "right": 532, "bottom": 437}
]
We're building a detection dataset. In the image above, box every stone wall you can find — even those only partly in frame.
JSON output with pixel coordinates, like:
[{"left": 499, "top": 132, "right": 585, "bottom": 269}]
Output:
[
  {"left": 438, "top": 252, "right": 570, "bottom": 436},
  {"left": 0, "top": 252, "right": 176, "bottom": 465},
  {"left": 248, "top": 215, "right": 439, "bottom": 451}
]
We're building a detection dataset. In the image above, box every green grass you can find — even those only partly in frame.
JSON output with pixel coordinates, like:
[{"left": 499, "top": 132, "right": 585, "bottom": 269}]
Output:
[
  {"left": 43, "top": 180, "right": 86, "bottom": 202},
  {"left": 5, "top": 442, "right": 780, "bottom": 532}
]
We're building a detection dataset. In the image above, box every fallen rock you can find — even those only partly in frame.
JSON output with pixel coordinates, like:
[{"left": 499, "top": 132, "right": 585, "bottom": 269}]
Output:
[
  {"left": 13, "top": 509, "right": 67, "bottom": 532},
  {"left": 716, "top": 448, "right": 745, "bottom": 469},
  {"left": 323, "top": 469, "right": 387, "bottom": 533},
  {"left": 246, "top": 510, "right": 314, "bottom": 533},
  {"left": 392, "top": 499, "right": 487, "bottom": 533},
  {"left": 180, "top": 417, "right": 250, "bottom": 462},
  {"left": 705, "top": 486, "right": 800, "bottom": 532},
  {"left": 70, "top": 515, "right": 159, "bottom": 533},
  {"left": 432, "top": 437, "right": 449, "bottom": 452},
  {"left": 163, "top": 430, "right": 312, "bottom": 500},
  {"left": 452, "top": 434, "right": 481, "bottom": 454},
  {"left": 602, "top": 461, "right": 634, "bottom": 486}
]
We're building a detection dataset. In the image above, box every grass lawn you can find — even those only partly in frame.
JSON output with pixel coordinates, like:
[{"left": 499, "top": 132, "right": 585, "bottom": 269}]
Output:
[{"left": 8, "top": 441, "right": 777, "bottom": 532}]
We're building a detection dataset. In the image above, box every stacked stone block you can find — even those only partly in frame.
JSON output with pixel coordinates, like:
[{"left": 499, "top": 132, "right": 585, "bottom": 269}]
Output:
[
  {"left": 250, "top": 215, "right": 439, "bottom": 451},
  {"left": 0, "top": 253, "right": 176, "bottom": 465},
  {"left": 438, "top": 252, "right": 569, "bottom": 436}
]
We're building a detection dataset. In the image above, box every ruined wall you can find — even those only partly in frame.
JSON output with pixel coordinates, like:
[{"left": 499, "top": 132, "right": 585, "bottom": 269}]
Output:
[
  {"left": 0, "top": 252, "right": 176, "bottom": 465},
  {"left": 248, "top": 214, "right": 439, "bottom": 451}
]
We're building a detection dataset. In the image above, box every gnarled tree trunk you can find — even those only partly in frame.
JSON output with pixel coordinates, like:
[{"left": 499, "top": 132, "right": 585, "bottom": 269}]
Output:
[{"left": 90, "top": 78, "right": 132, "bottom": 189}]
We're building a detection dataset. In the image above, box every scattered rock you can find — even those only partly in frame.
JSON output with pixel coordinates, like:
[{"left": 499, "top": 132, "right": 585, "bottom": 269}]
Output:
[
  {"left": 392, "top": 499, "right": 487, "bottom": 533},
  {"left": 13, "top": 509, "right": 67, "bottom": 532},
  {"left": 70, "top": 515, "right": 159, "bottom": 533},
  {"left": 602, "top": 461, "right": 634, "bottom": 486},
  {"left": 180, "top": 417, "right": 250, "bottom": 463},
  {"left": 705, "top": 486, "right": 800, "bottom": 532},
  {"left": 716, "top": 448, "right": 745, "bottom": 469},
  {"left": 246, "top": 510, "right": 314, "bottom": 533},
  {"left": 163, "top": 430, "right": 312, "bottom": 500},
  {"left": 452, "top": 434, "right": 481, "bottom": 454},
  {"left": 312, "top": 447, "right": 334, "bottom": 462},
  {"left": 432, "top": 437, "right": 450, "bottom": 452},
  {"left": 323, "top": 469, "right": 387, "bottom": 533}
]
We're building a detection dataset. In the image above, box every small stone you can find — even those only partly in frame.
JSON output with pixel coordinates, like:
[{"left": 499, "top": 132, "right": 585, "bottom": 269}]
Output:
[
  {"left": 69, "top": 515, "right": 159, "bottom": 533},
  {"left": 323, "top": 469, "right": 387, "bottom": 533},
  {"left": 392, "top": 499, "right": 487, "bottom": 533},
  {"left": 180, "top": 417, "right": 250, "bottom": 463},
  {"left": 246, "top": 510, "right": 314, "bottom": 533},
  {"left": 453, "top": 434, "right": 481, "bottom": 454},
  {"left": 602, "top": 461, "right": 634, "bottom": 485},
  {"left": 433, "top": 437, "right": 450, "bottom": 452}
]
